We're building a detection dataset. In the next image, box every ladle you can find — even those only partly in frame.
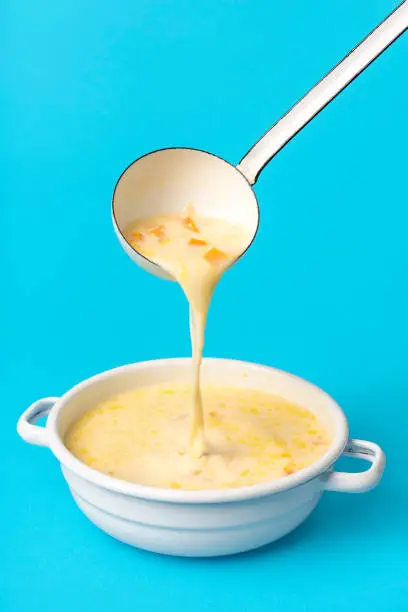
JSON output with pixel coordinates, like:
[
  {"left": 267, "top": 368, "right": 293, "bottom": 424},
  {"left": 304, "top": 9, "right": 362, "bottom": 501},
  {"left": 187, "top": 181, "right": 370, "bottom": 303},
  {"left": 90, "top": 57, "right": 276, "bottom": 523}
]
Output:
[{"left": 112, "top": 1, "right": 408, "bottom": 280}]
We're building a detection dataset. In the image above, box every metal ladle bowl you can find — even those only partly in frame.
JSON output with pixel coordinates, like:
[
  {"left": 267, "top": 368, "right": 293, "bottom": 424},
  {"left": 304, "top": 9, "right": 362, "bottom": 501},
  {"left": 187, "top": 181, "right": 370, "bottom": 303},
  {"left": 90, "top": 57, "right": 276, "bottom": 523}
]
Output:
[{"left": 112, "top": 148, "right": 259, "bottom": 280}]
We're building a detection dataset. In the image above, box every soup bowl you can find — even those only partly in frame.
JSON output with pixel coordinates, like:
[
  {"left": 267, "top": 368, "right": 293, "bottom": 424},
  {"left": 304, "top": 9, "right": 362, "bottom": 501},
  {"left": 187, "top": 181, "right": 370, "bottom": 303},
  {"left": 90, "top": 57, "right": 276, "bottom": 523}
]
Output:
[{"left": 17, "top": 358, "right": 385, "bottom": 557}]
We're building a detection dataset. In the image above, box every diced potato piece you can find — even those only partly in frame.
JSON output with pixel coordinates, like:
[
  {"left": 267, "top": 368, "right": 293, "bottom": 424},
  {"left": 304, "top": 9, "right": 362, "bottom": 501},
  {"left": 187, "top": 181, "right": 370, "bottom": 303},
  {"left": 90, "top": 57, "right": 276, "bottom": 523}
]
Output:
[
  {"left": 183, "top": 216, "right": 199, "bottom": 233},
  {"left": 183, "top": 203, "right": 195, "bottom": 218},
  {"left": 204, "top": 247, "right": 228, "bottom": 266},
  {"left": 188, "top": 238, "right": 207, "bottom": 246}
]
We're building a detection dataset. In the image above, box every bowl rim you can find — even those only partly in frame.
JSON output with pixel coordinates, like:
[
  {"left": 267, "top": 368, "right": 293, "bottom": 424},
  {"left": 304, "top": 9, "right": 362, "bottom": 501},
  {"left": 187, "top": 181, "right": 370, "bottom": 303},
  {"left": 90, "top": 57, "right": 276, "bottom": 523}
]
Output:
[{"left": 47, "top": 358, "right": 349, "bottom": 504}]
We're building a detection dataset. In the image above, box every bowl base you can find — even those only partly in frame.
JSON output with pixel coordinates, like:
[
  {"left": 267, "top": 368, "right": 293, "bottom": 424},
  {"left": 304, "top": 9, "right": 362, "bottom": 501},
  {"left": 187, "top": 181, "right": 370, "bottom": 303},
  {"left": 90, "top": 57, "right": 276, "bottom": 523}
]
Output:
[{"left": 72, "top": 490, "right": 321, "bottom": 557}]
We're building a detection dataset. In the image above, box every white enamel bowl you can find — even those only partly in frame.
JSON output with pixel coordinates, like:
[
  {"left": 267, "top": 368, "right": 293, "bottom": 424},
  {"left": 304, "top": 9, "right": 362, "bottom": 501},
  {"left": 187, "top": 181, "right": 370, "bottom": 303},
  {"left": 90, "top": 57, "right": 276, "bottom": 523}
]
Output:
[{"left": 17, "top": 358, "right": 385, "bottom": 557}]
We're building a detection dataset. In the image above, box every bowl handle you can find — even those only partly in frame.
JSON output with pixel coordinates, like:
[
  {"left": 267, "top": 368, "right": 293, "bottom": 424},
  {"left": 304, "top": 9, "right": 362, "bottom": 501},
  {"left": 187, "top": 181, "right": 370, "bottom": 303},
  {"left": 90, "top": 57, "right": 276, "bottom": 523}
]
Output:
[
  {"left": 324, "top": 439, "right": 386, "bottom": 493},
  {"left": 17, "top": 397, "right": 59, "bottom": 448}
]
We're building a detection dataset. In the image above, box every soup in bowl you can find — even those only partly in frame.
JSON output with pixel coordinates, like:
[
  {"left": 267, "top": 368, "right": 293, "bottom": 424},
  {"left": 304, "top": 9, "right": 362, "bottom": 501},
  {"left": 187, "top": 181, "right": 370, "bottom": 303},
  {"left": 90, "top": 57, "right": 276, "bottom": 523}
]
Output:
[
  {"left": 65, "top": 383, "right": 331, "bottom": 491},
  {"left": 17, "top": 358, "right": 385, "bottom": 557}
]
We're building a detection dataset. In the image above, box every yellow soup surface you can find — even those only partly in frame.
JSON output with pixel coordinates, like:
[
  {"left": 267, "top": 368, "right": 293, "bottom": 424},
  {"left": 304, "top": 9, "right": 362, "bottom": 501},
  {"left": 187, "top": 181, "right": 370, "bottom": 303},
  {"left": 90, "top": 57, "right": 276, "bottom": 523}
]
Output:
[{"left": 65, "top": 383, "right": 331, "bottom": 490}]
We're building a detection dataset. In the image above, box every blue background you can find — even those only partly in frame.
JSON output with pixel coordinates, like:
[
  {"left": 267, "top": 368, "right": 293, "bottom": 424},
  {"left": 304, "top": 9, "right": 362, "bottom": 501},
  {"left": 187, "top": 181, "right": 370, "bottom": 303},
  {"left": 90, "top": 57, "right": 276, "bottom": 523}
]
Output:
[{"left": 2, "top": 1, "right": 408, "bottom": 610}]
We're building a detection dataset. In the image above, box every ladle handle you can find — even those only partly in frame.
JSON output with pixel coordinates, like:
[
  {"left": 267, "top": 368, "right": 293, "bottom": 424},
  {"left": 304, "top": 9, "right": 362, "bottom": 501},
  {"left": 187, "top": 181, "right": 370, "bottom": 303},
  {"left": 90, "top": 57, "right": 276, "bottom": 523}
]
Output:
[{"left": 237, "top": 1, "right": 408, "bottom": 185}]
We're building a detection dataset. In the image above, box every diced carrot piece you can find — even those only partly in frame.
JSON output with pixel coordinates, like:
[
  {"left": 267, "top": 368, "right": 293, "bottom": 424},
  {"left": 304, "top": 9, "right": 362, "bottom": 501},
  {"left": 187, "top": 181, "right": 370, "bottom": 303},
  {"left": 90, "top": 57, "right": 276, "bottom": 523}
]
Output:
[
  {"left": 183, "top": 216, "right": 199, "bottom": 233},
  {"left": 131, "top": 231, "right": 143, "bottom": 241},
  {"left": 188, "top": 238, "right": 207, "bottom": 246},
  {"left": 204, "top": 247, "right": 228, "bottom": 266},
  {"left": 147, "top": 225, "right": 169, "bottom": 243},
  {"left": 148, "top": 225, "right": 164, "bottom": 237}
]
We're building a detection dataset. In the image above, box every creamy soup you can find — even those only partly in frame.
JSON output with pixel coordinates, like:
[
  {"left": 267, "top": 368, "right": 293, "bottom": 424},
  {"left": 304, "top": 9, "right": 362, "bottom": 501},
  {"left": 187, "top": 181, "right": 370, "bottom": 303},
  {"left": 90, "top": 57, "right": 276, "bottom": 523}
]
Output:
[
  {"left": 65, "top": 383, "right": 331, "bottom": 490},
  {"left": 124, "top": 207, "right": 250, "bottom": 457},
  {"left": 66, "top": 207, "right": 331, "bottom": 490}
]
